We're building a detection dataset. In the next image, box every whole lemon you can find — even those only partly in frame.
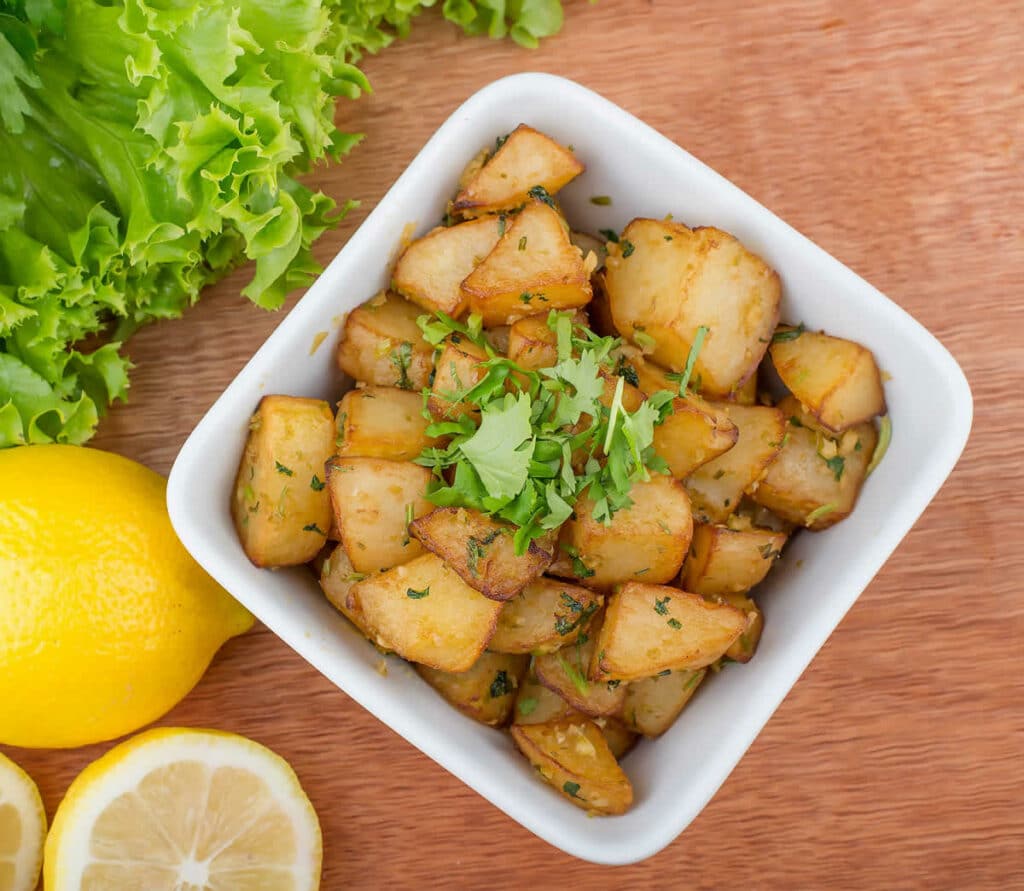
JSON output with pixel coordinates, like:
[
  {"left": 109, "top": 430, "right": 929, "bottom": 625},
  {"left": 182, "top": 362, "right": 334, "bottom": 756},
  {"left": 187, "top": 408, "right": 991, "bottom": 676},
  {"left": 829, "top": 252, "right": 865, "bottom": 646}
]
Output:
[{"left": 0, "top": 445, "right": 253, "bottom": 748}]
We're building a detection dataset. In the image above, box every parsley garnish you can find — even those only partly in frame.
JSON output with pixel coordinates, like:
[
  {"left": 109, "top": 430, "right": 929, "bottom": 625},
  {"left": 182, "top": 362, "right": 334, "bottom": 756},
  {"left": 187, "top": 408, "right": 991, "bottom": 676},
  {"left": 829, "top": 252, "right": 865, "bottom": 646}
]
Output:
[
  {"left": 489, "top": 670, "right": 513, "bottom": 698},
  {"left": 528, "top": 185, "right": 556, "bottom": 208},
  {"left": 607, "top": 679, "right": 621, "bottom": 690},
  {"left": 275, "top": 461, "right": 293, "bottom": 476},
  {"left": 406, "top": 586, "right": 430, "bottom": 599},
  {"left": 562, "top": 545, "right": 595, "bottom": 579},
  {"left": 560, "top": 592, "right": 583, "bottom": 613},
  {"left": 599, "top": 228, "right": 619, "bottom": 243},
  {"left": 590, "top": 195, "right": 612, "bottom": 206},
  {"left": 390, "top": 341, "right": 414, "bottom": 390},
  {"left": 667, "top": 618, "right": 682, "bottom": 630},
  {"left": 656, "top": 669, "right": 672, "bottom": 677},
  {"left": 620, "top": 239, "right": 635, "bottom": 258},
  {"left": 789, "top": 415, "right": 804, "bottom": 428},
  {"left": 823, "top": 454, "right": 845, "bottom": 481},
  {"left": 302, "top": 523, "right": 326, "bottom": 535},
  {"left": 654, "top": 596, "right": 670, "bottom": 615},
  {"left": 494, "top": 133, "right": 509, "bottom": 153},
  {"left": 614, "top": 355, "right": 639, "bottom": 387},
  {"left": 772, "top": 323, "right": 806, "bottom": 343},
  {"left": 759, "top": 543, "right": 781, "bottom": 560},
  {"left": 467, "top": 529, "right": 501, "bottom": 577},
  {"left": 562, "top": 781, "right": 584, "bottom": 799},
  {"left": 310, "top": 474, "right": 325, "bottom": 492}
]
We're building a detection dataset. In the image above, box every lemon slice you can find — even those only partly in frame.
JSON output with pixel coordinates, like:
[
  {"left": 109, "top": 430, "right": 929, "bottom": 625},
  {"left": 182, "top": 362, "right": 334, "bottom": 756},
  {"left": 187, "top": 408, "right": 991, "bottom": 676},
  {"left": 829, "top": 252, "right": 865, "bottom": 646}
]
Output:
[
  {"left": 45, "top": 728, "right": 321, "bottom": 891},
  {"left": 0, "top": 751, "right": 46, "bottom": 891}
]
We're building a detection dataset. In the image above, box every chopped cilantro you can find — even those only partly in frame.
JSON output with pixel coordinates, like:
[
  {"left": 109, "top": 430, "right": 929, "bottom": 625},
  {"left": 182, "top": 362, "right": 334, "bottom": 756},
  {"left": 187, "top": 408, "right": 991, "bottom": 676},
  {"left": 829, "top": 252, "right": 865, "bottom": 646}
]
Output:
[
  {"left": 789, "top": 415, "right": 804, "bottom": 428},
  {"left": 772, "top": 323, "right": 806, "bottom": 343},
  {"left": 494, "top": 133, "right": 509, "bottom": 153},
  {"left": 497, "top": 214, "right": 507, "bottom": 237},
  {"left": 556, "top": 653, "right": 589, "bottom": 696},
  {"left": 517, "top": 697, "right": 538, "bottom": 716},
  {"left": 805, "top": 503, "right": 837, "bottom": 524},
  {"left": 614, "top": 356, "right": 639, "bottom": 387},
  {"left": 620, "top": 239, "right": 635, "bottom": 258},
  {"left": 654, "top": 596, "right": 670, "bottom": 615},
  {"left": 406, "top": 586, "right": 430, "bottom": 599},
  {"left": 489, "top": 670, "right": 513, "bottom": 698},
  {"left": 632, "top": 327, "right": 656, "bottom": 351},
  {"left": 759, "top": 542, "right": 781, "bottom": 560},
  {"left": 823, "top": 454, "right": 845, "bottom": 481},
  {"left": 518, "top": 236, "right": 528, "bottom": 251},
  {"left": 713, "top": 468, "right": 726, "bottom": 480},
  {"left": 467, "top": 529, "right": 501, "bottom": 576},
  {"left": 590, "top": 195, "right": 612, "bottom": 206},
  {"left": 310, "top": 474, "right": 325, "bottom": 492},
  {"left": 390, "top": 341, "right": 414, "bottom": 390},
  {"left": 563, "top": 781, "right": 584, "bottom": 799},
  {"left": 607, "top": 679, "right": 621, "bottom": 690},
  {"left": 302, "top": 523, "right": 326, "bottom": 535},
  {"left": 683, "top": 671, "right": 702, "bottom": 692},
  {"left": 656, "top": 669, "right": 671, "bottom": 677},
  {"left": 667, "top": 618, "right": 682, "bottom": 630},
  {"left": 667, "top": 325, "right": 708, "bottom": 395},
  {"left": 562, "top": 544, "right": 595, "bottom": 579},
  {"left": 560, "top": 592, "right": 583, "bottom": 613},
  {"left": 599, "top": 228, "right": 620, "bottom": 243},
  {"left": 275, "top": 461, "right": 293, "bottom": 477},
  {"left": 528, "top": 185, "right": 556, "bottom": 208}
]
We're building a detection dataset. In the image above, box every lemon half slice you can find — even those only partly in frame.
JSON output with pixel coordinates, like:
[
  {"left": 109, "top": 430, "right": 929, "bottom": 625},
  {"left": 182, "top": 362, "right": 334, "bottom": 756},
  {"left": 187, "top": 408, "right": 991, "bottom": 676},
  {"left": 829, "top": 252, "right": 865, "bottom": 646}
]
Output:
[
  {"left": 0, "top": 751, "right": 46, "bottom": 891},
  {"left": 45, "top": 728, "right": 321, "bottom": 891}
]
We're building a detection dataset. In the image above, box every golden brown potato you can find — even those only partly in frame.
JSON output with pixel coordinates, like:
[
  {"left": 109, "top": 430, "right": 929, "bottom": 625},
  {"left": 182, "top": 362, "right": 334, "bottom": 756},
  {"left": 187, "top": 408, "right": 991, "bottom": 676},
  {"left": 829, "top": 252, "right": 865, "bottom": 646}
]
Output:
[
  {"left": 513, "top": 673, "right": 579, "bottom": 725},
  {"left": 489, "top": 577, "right": 602, "bottom": 654},
  {"left": 336, "top": 292, "right": 434, "bottom": 390},
  {"left": 451, "top": 124, "right": 584, "bottom": 217},
  {"left": 416, "top": 652, "right": 529, "bottom": 726},
  {"left": 319, "top": 544, "right": 374, "bottom": 637},
  {"left": 428, "top": 335, "right": 488, "bottom": 421},
  {"left": 507, "top": 314, "right": 560, "bottom": 371},
  {"left": 510, "top": 719, "right": 633, "bottom": 816},
  {"left": 392, "top": 217, "right": 503, "bottom": 316},
  {"left": 534, "top": 614, "right": 626, "bottom": 717},
  {"left": 653, "top": 395, "right": 739, "bottom": 479},
  {"left": 681, "top": 523, "right": 788, "bottom": 597},
  {"left": 460, "top": 201, "right": 593, "bottom": 326},
  {"left": 335, "top": 386, "right": 440, "bottom": 462},
  {"left": 603, "top": 220, "right": 780, "bottom": 397},
  {"left": 751, "top": 395, "right": 878, "bottom": 530},
  {"left": 685, "top": 403, "right": 786, "bottom": 523},
  {"left": 711, "top": 592, "right": 763, "bottom": 663},
  {"left": 409, "top": 508, "right": 555, "bottom": 601},
  {"left": 729, "top": 368, "right": 758, "bottom": 406},
  {"left": 590, "top": 582, "right": 747, "bottom": 681},
  {"left": 620, "top": 669, "right": 706, "bottom": 736},
  {"left": 592, "top": 716, "right": 638, "bottom": 759},
  {"left": 570, "top": 231, "right": 607, "bottom": 273},
  {"left": 326, "top": 457, "right": 433, "bottom": 573},
  {"left": 232, "top": 395, "right": 335, "bottom": 568},
  {"left": 351, "top": 553, "right": 503, "bottom": 671},
  {"left": 550, "top": 474, "right": 693, "bottom": 590},
  {"left": 770, "top": 327, "right": 885, "bottom": 432}
]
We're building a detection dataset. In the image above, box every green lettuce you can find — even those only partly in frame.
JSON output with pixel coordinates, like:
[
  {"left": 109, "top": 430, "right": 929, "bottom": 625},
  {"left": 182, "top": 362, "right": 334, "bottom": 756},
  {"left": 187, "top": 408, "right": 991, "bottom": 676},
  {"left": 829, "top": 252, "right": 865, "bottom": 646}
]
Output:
[{"left": 0, "top": 0, "right": 567, "bottom": 447}]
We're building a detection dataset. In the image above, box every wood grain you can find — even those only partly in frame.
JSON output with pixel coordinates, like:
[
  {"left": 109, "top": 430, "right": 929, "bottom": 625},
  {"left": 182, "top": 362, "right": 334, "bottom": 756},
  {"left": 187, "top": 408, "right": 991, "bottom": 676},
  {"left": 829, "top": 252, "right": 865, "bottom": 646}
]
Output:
[{"left": 4, "top": 1, "right": 1023, "bottom": 887}]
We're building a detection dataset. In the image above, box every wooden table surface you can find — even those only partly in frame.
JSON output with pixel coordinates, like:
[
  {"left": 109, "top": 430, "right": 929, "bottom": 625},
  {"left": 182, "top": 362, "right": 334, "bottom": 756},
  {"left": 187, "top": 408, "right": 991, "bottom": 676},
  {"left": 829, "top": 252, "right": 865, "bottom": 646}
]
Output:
[{"left": 5, "top": 1, "right": 1023, "bottom": 888}]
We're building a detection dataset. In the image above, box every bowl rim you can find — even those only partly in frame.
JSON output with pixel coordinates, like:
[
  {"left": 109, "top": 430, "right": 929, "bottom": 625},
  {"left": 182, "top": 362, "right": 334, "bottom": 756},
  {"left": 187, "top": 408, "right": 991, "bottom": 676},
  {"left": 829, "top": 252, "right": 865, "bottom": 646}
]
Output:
[{"left": 167, "top": 72, "right": 973, "bottom": 864}]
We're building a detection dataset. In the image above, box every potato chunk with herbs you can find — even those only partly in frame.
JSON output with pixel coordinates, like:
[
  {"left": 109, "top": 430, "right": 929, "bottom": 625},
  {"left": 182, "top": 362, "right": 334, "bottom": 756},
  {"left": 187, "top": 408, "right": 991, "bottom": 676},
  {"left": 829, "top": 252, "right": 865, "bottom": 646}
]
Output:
[
  {"left": 770, "top": 327, "right": 885, "bottom": 432},
  {"left": 654, "top": 395, "right": 739, "bottom": 479},
  {"left": 409, "top": 507, "right": 555, "bottom": 601},
  {"left": 392, "top": 217, "right": 504, "bottom": 316},
  {"left": 590, "top": 582, "right": 747, "bottom": 681},
  {"left": 428, "top": 335, "right": 488, "bottom": 421},
  {"left": 684, "top": 404, "right": 786, "bottom": 524},
  {"left": 681, "top": 523, "right": 788, "bottom": 597},
  {"left": 604, "top": 220, "right": 780, "bottom": 397},
  {"left": 514, "top": 673, "right": 579, "bottom": 725},
  {"left": 620, "top": 668, "right": 706, "bottom": 737},
  {"left": 319, "top": 544, "right": 374, "bottom": 637},
  {"left": 416, "top": 652, "right": 529, "bottom": 726},
  {"left": 489, "top": 577, "right": 602, "bottom": 654},
  {"left": 510, "top": 718, "right": 633, "bottom": 816},
  {"left": 460, "top": 201, "right": 593, "bottom": 326},
  {"left": 335, "top": 386, "right": 440, "bottom": 462},
  {"left": 451, "top": 124, "right": 584, "bottom": 217},
  {"left": 326, "top": 457, "right": 433, "bottom": 573},
  {"left": 550, "top": 474, "right": 693, "bottom": 590},
  {"left": 335, "top": 292, "right": 433, "bottom": 390},
  {"left": 232, "top": 395, "right": 335, "bottom": 567},
  {"left": 351, "top": 553, "right": 503, "bottom": 671},
  {"left": 713, "top": 592, "right": 764, "bottom": 663}
]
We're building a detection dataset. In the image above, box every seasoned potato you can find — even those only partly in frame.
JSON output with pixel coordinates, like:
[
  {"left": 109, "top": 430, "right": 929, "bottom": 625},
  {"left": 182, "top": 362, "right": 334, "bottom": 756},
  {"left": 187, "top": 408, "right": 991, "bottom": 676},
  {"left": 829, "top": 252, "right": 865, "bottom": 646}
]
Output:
[
  {"left": 326, "top": 457, "right": 433, "bottom": 573},
  {"left": 428, "top": 334, "right": 488, "bottom": 420},
  {"left": 681, "top": 523, "right": 788, "bottom": 597},
  {"left": 410, "top": 508, "right": 555, "bottom": 601},
  {"left": 514, "top": 674, "right": 579, "bottom": 725},
  {"left": 319, "top": 544, "right": 374, "bottom": 637},
  {"left": 232, "top": 395, "right": 335, "bottom": 567},
  {"left": 507, "top": 314, "right": 560, "bottom": 371},
  {"left": 592, "top": 716, "right": 638, "bottom": 759},
  {"left": 351, "top": 553, "right": 503, "bottom": 671},
  {"left": 653, "top": 395, "right": 739, "bottom": 479},
  {"left": 729, "top": 368, "right": 758, "bottom": 406},
  {"left": 620, "top": 669, "right": 706, "bottom": 737},
  {"left": 550, "top": 474, "right": 693, "bottom": 590},
  {"left": 590, "top": 582, "right": 747, "bottom": 681},
  {"left": 416, "top": 652, "right": 529, "bottom": 726},
  {"left": 335, "top": 386, "right": 440, "bottom": 461},
  {"left": 751, "top": 396, "right": 877, "bottom": 530},
  {"left": 603, "top": 220, "right": 780, "bottom": 397},
  {"left": 534, "top": 614, "right": 626, "bottom": 717},
  {"left": 770, "top": 327, "right": 885, "bottom": 432},
  {"left": 460, "top": 201, "right": 593, "bottom": 326},
  {"left": 510, "top": 719, "right": 633, "bottom": 815},
  {"left": 392, "top": 217, "right": 503, "bottom": 316},
  {"left": 489, "top": 577, "right": 602, "bottom": 654},
  {"left": 570, "top": 231, "right": 607, "bottom": 273},
  {"left": 336, "top": 292, "right": 434, "bottom": 390},
  {"left": 685, "top": 404, "right": 786, "bottom": 523},
  {"left": 451, "top": 124, "right": 584, "bottom": 217},
  {"left": 712, "top": 593, "right": 763, "bottom": 663}
]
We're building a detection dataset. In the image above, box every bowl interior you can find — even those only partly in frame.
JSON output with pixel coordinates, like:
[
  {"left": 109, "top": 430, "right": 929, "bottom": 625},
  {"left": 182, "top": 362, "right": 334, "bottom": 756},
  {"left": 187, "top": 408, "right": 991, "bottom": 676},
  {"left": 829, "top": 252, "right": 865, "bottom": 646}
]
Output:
[{"left": 168, "top": 73, "right": 971, "bottom": 864}]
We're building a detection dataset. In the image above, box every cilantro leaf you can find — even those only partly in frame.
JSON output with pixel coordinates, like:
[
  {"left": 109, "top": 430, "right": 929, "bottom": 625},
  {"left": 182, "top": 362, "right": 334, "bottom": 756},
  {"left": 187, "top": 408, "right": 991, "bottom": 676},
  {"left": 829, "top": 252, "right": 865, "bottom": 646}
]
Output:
[{"left": 459, "top": 392, "right": 533, "bottom": 506}]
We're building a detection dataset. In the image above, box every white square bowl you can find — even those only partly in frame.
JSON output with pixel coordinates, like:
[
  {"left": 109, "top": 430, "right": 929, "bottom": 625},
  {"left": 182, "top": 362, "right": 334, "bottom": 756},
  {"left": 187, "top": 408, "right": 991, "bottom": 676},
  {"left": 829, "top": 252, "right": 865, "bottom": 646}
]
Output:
[{"left": 167, "top": 73, "right": 972, "bottom": 864}]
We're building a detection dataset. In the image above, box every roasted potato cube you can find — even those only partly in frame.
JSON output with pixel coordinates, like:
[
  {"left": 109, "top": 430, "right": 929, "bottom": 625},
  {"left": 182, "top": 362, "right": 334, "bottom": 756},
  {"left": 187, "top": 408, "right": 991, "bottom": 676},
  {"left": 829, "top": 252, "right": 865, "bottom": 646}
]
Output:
[
  {"left": 231, "top": 395, "right": 335, "bottom": 567},
  {"left": 319, "top": 544, "right": 374, "bottom": 637},
  {"left": 416, "top": 652, "right": 529, "bottom": 726},
  {"left": 489, "top": 577, "right": 602, "bottom": 654},
  {"left": 507, "top": 314, "right": 560, "bottom": 371},
  {"left": 409, "top": 507, "right": 555, "bottom": 601},
  {"left": 451, "top": 124, "right": 584, "bottom": 217},
  {"left": 729, "top": 368, "right": 758, "bottom": 405},
  {"left": 629, "top": 354, "right": 675, "bottom": 397},
  {"left": 534, "top": 614, "right": 626, "bottom": 717},
  {"left": 685, "top": 403, "right": 786, "bottom": 524},
  {"left": 751, "top": 396, "right": 877, "bottom": 530},
  {"left": 392, "top": 217, "right": 504, "bottom": 316},
  {"left": 351, "top": 553, "right": 503, "bottom": 670},
  {"left": 653, "top": 395, "right": 739, "bottom": 478},
  {"left": 590, "top": 582, "right": 747, "bottom": 681},
  {"left": 335, "top": 292, "right": 433, "bottom": 390},
  {"left": 326, "top": 457, "right": 433, "bottom": 573},
  {"left": 713, "top": 592, "right": 763, "bottom": 663},
  {"left": 514, "top": 673, "right": 579, "bottom": 725},
  {"left": 510, "top": 719, "right": 633, "bottom": 816},
  {"left": 604, "top": 220, "right": 780, "bottom": 397},
  {"left": 550, "top": 474, "right": 693, "bottom": 590},
  {"left": 335, "top": 386, "right": 440, "bottom": 462},
  {"left": 620, "top": 668, "right": 706, "bottom": 737},
  {"left": 428, "top": 335, "right": 488, "bottom": 420},
  {"left": 681, "top": 523, "right": 788, "bottom": 597},
  {"left": 592, "top": 716, "right": 638, "bottom": 759},
  {"left": 460, "top": 201, "right": 593, "bottom": 326},
  {"left": 770, "top": 327, "right": 885, "bottom": 432}
]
